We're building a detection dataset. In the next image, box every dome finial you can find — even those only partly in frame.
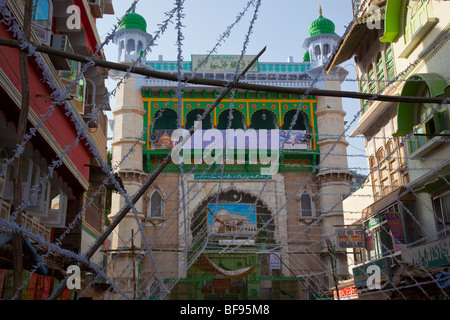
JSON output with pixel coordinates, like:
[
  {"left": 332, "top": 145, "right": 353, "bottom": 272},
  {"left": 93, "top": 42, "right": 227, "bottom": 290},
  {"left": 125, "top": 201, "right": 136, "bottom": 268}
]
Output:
[{"left": 319, "top": 5, "right": 322, "bottom": 16}]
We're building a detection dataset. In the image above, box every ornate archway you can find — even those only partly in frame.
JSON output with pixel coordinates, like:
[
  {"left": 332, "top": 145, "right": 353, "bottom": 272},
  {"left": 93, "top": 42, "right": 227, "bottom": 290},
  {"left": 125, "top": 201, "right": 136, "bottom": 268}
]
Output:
[{"left": 190, "top": 188, "right": 276, "bottom": 251}]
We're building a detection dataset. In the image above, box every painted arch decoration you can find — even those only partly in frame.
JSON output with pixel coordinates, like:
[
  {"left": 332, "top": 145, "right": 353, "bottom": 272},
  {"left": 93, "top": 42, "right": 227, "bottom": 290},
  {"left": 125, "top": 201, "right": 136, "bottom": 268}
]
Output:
[{"left": 393, "top": 73, "right": 450, "bottom": 137}]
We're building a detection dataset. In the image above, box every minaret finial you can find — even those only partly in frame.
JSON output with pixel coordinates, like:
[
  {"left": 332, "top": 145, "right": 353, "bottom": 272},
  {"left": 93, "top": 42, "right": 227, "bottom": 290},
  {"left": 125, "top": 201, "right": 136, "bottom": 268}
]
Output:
[{"left": 319, "top": 5, "right": 322, "bottom": 16}]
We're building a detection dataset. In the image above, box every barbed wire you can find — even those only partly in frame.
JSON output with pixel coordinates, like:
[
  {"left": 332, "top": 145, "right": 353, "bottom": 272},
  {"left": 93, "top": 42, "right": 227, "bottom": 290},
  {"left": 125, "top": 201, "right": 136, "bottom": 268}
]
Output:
[{"left": 0, "top": 0, "right": 449, "bottom": 301}]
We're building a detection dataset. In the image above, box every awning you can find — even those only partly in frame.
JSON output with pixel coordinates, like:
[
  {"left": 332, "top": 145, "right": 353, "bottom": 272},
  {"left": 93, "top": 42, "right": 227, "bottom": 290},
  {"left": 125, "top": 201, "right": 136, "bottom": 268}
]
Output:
[
  {"left": 0, "top": 233, "right": 48, "bottom": 276},
  {"left": 192, "top": 254, "right": 255, "bottom": 278},
  {"left": 326, "top": 3, "right": 386, "bottom": 72},
  {"left": 362, "top": 187, "right": 414, "bottom": 218},
  {"left": 415, "top": 169, "right": 450, "bottom": 194}
]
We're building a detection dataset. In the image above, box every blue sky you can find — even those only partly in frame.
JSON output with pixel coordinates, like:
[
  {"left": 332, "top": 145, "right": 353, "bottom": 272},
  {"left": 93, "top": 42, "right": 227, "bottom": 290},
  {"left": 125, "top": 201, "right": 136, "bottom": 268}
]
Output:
[{"left": 96, "top": 0, "right": 368, "bottom": 173}]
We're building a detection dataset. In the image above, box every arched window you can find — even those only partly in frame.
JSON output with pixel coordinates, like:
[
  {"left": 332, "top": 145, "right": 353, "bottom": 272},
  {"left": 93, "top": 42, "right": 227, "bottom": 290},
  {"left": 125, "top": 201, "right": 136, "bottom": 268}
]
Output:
[
  {"left": 369, "top": 155, "right": 379, "bottom": 198},
  {"left": 323, "top": 43, "right": 330, "bottom": 58},
  {"left": 404, "top": 0, "right": 431, "bottom": 44},
  {"left": 126, "top": 39, "right": 136, "bottom": 55},
  {"left": 299, "top": 191, "right": 313, "bottom": 217},
  {"left": 217, "top": 109, "right": 246, "bottom": 130},
  {"left": 152, "top": 108, "right": 178, "bottom": 131},
  {"left": 282, "top": 110, "right": 309, "bottom": 131},
  {"left": 149, "top": 191, "right": 163, "bottom": 218},
  {"left": 376, "top": 52, "right": 385, "bottom": 89},
  {"left": 249, "top": 109, "right": 278, "bottom": 130},
  {"left": 185, "top": 109, "right": 213, "bottom": 131},
  {"left": 314, "top": 45, "right": 321, "bottom": 60},
  {"left": 119, "top": 40, "right": 125, "bottom": 61},
  {"left": 137, "top": 41, "right": 144, "bottom": 56}
]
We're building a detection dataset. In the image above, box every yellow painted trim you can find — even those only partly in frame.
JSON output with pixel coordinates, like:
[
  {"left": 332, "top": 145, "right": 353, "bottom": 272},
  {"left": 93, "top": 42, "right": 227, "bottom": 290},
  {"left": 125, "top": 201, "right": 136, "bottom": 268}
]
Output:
[
  {"left": 246, "top": 102, "right": 250, "bottom": 126},
  {"left": 144, "top": 98, "right": 316, "bottom": 104},
  {"left": 310, "top": 102, "right": 316, "bottom": 150},
  {"left": 147, "top": 108, "right": 152, "bottom": 150},
  {"left": 278, "top": 102, "right": 282, "bottom": 126}
]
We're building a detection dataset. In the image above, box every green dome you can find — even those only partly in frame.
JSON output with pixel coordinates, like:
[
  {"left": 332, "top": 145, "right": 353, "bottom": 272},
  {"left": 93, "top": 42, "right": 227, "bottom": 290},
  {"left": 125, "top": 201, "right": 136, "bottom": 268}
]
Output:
[
  {"left": 119, "top": 11, "right": 147, "bottom": 32},
  {"left": 302, "top": 51, "right": 310, "bottom": 62},
  {"left": 308, "top": 8, "right": 336, "bottom": 37}
]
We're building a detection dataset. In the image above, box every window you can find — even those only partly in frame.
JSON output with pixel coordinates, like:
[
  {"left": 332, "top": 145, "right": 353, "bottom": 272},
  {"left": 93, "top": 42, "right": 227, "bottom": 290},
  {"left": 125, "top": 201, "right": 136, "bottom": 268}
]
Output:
[
  {"left": 27, "top": 163, "right": 47, "bottom": 215},
  {"left": 433, "top": 191, "right": 450, "bottom": 237},
  {"left": 368, "top": 64, "right": 376, "bottom": 94},
  {"left": 376, "top": 53, "right": 385, "bottom": 89},
  {"left": 359, "top": 75, "right": 370, "bottom": 114},
  {"left": 32, "top": 0, "right": 51, "bottom": 28},
  {"left": 39, "top": 182, "right": 68, "bottom": 228},
  {"left": 137, "top": 41, "right": 144, "bottom": 56},
  {"left": 119, "top": 40, "right": 125, "bottom": 61},
  {"left": 126, "top": 39, "right": 136, "bottom": 55},
  {"left": 369, "top": 156, "right": 380, "bottom": 198},
  {"left": 300, "top": 191, "right": 313, "bottom": 217},
  {"left": 377, "top": 148, "right": 390, "bottom": 196},
  {"left": 31, "top": 0, "right": 52, "bottom": 45},
  {"left": 323, "top": 44, "right": 330, "bottom": 58},
  {"left": 314, "top": 45, "right": 321, "bottom": 61},
  {"left": 404, "top": 0, "right": 431, "bottom": 44},
  {"left": 149, "top": 191, "right": 163, "bottom": 218},
  {"left": 365, "top": 207, "right": 396, "bottom": 260},
  {"left": 385, "top": 45, "right": 395, "bottom": 81},
  {"left": 408, "top": 83, "right": 449, "bottom": 154},
  {"left": 387, "top": 140, "right": 399, "bottom": 187}
]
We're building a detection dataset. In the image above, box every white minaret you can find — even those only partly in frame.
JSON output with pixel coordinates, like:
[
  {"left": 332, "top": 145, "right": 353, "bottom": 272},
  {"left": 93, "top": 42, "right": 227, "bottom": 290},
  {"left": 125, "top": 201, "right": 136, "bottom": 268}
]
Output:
[
  {"left": 302, "top": 6, "right": 342, "bottom": 72},
  {"left": 113, "top": 10, "right": 153, "bottom": 64},
  {"left": 108, "top": 11, "right": 152, "bottom": 299},
  {"left": 304, "top": 7, "right": 353, "bottom": 289}
]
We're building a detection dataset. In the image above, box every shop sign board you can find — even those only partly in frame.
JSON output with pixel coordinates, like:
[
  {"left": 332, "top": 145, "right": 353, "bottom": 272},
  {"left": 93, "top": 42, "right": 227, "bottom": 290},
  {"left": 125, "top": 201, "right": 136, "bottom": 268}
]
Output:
[
  {"left": 401, "top": 236, "right": 450, "bottom": 268},
  {"left": 353, "top": 257, "right": 392, "bottom": 288},
  {"left": 270, "top": 253, "right": 281, "bottom": 270},
  {"left": 337, "top": 227, "right": 365, "bottom": 248},
  {"left": 385, "top": 212, "right": 406, "bottom": 252},
  {"left": 192, "top": 55, "right": 259, "bottom": 73},
  {"left": 334, "top": 286, "right": 358, "bottom": 300}
]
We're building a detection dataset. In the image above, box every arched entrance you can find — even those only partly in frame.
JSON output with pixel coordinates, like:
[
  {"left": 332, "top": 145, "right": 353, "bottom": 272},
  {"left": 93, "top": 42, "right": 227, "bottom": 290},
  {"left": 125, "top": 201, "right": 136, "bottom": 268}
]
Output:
[{"left": 174, "top": 189, "right": 276, "bottom": 300}]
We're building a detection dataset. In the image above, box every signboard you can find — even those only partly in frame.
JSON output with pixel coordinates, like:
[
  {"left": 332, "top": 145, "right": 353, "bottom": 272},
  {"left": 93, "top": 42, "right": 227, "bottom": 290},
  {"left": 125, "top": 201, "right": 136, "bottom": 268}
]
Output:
[
  {"left": 337, "top": 227, "right": 365, "bottom": 248},
  {"left": 334, "top": 286, "right": 358, "bottom": 300},
  {"left": 280, "top": 130, "right": 310, "bottom": 150},
  {"left": 384, "top": 212, "right": 406, "bottom": 252},
  {"left": 194, "top": 174, "right": 271, "bottom": 180},
  {"left": 150, "top": 129, "right": 309, "bottom": 150},
  {"left": 401, "top": 236, "right": 450, "bottom": 268},
  {"left": 270, "top": 253, "right": 281, "bottom": 270},
  {"left": 192, "top": 55, "right": 259, "bottom": 73},
  {"left": 208, "top": 203, "right": 257, "bottom": 239},
  {"left": 353, "top": 257, "right": 392, "bottom": 288}
]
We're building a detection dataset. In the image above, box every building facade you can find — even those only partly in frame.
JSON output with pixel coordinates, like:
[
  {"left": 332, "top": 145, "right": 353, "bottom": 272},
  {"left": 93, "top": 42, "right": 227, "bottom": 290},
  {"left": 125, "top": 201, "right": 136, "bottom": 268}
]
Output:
[
  {"left": 108, "top": 8, "right": 353, "bottom": 300},
  {"left": 329, "top": 0, "right": 450, "bottom": 300},
  {"left": 0, "top": 0, "right": 114, "bottom": 300}
]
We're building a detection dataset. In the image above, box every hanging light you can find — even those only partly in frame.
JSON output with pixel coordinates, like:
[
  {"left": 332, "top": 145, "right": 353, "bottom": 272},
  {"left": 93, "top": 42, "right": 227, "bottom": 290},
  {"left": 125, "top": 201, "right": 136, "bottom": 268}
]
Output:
[{"left": 262, "top": 112, "right": 267, "bottom": 120}]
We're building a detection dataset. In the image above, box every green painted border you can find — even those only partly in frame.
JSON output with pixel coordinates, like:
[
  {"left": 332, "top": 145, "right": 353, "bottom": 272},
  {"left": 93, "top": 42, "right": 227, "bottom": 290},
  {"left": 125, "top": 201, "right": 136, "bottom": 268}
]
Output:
[
  {"left": 394, "top": 73, "right": 449, "bottom": 137},
  {"left": 380, "top": 0, "right": 403, "bottom": 43}
]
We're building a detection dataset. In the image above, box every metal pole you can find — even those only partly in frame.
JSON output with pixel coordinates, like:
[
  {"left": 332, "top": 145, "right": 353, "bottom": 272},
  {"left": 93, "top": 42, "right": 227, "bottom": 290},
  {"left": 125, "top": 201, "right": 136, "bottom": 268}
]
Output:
[
  {"left": 326, "top": 239, "right": 340, "bottom": 300},
  {"left": 0, "top": 38, "right": 447, "bottom": 104},
  {"left": 131, "top": 229, "right": 136, "bottom": 299},
  {"left": 12, "top": 0, "right": 33, "bottom": 300}
]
